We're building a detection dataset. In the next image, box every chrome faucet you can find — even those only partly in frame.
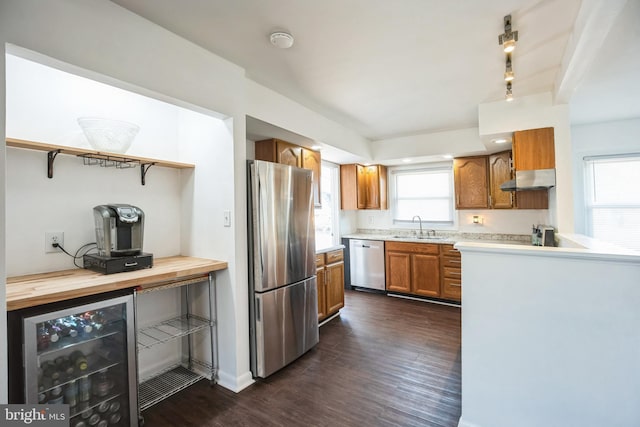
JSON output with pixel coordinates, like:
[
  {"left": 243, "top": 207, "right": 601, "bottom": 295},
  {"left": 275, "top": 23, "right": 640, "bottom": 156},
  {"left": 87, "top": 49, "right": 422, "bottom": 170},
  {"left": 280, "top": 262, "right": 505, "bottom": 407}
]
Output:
[{"left": 412, "top": 215, "right": 423, "bottom": 236}]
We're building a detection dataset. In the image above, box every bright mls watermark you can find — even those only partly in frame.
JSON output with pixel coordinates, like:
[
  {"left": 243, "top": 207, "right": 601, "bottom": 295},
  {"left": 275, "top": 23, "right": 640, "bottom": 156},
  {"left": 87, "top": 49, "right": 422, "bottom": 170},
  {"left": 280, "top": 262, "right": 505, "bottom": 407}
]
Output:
[{"left": 1, "top": 405, "right": 68, "bottom": 426}]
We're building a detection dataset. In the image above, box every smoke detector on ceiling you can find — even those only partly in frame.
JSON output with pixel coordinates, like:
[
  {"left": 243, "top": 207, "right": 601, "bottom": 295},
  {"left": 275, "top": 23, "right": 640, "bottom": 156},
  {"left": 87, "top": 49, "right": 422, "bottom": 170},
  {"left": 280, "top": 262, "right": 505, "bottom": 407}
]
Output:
[{"left": 270, "top": 32, "right": 294, "bottom": 49}]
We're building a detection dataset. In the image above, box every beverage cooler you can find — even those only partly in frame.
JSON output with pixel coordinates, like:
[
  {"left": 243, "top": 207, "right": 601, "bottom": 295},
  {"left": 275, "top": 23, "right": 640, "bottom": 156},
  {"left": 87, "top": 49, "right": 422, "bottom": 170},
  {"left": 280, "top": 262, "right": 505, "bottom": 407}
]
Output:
[{"left": 8, "top": 290, "right": 138, "bottom": 427}]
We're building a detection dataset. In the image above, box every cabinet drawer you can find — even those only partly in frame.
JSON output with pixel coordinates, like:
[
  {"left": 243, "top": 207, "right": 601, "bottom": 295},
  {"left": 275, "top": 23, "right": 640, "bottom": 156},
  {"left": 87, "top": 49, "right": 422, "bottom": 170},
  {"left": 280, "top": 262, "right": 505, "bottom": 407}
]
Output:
[
  {"left": 441, "top": 257, "right": 462, "bottom": 268},
  {"left": 385, "top": 241, "right": 439, "bottom": 255},
  {"left": 325, "top": 249, "right": 344, "bottom": 264},
  {"left": 439, "top": 244, "right": 460, "bottom": 258},
  {"left": 443, "top": 266, "right": 461, "bottom": 279},
  {"left": 315, "top": 253, "right": 325, "bottom": 267},
  {"left": 442, "top": 277, "right": 462, "bottom": 300}
]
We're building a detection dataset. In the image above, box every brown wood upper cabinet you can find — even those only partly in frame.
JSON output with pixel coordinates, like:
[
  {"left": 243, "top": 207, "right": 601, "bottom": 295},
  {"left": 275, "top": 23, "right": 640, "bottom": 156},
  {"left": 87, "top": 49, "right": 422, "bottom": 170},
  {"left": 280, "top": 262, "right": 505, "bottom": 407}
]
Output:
[
  {"left": 512, "top": 127, "right": 555, "bottom": 171},
  {"left": 454, "top": 156, "right": 490, "bottom": 209},
  {"left": 340, "top": 164, "right": 388, "bottom": 210},
  {"left": 455, "top": 148, "right": 548, "bottom": 210},
  {"left": 255, "top": 138, "right": 321, "bottom": 206},
  {"left": 489, "top": 150, "right": 514, "bottom": 209}
]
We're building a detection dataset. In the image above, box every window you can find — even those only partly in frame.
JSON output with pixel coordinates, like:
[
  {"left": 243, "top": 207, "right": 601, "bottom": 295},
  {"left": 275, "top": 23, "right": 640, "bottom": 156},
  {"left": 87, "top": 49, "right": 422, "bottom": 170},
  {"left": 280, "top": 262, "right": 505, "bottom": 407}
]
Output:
[
  {"left": 315, "top": 161, "right": 340, "bottom": 249},
  {"left": 391, "top": 165, "right": 455, "bottom": 225},
  {"left": 584, "top": 154, "right": 640, "bottom": 251}
]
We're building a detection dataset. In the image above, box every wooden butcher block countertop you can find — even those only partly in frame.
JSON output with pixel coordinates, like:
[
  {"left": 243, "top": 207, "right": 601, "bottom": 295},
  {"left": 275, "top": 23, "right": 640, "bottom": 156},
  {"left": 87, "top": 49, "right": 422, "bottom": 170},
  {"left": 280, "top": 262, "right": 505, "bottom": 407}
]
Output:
[{"left": 6, "top": 256, "right": 228, "bottom": 311}]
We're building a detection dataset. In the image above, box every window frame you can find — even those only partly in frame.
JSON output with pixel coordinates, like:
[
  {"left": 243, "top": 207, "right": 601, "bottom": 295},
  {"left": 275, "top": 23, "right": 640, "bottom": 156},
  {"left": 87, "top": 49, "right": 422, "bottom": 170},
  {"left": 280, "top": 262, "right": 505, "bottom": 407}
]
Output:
[
  {"left": 583, "top": 153, "right": 640, "bottom": 250},
  {"left": 314, "top": 160, "right": 341, "bottom": 248},
  {"left": 389, "top": 163, "right": 457, "bottom": 229}
]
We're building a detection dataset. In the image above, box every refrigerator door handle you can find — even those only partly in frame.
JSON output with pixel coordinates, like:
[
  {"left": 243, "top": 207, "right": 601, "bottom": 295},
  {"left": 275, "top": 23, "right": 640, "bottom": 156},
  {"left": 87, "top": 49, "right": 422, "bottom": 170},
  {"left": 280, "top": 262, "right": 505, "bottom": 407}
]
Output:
[{"left": 256, "top": 297, "right": 261, "bottom": 322}]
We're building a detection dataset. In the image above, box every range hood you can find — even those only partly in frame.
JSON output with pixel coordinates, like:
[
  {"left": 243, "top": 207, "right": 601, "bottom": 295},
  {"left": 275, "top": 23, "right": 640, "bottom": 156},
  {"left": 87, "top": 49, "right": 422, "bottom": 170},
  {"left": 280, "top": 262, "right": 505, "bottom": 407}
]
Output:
[{"left": 500, "top": 169, "right": 556, "bottom": 191}]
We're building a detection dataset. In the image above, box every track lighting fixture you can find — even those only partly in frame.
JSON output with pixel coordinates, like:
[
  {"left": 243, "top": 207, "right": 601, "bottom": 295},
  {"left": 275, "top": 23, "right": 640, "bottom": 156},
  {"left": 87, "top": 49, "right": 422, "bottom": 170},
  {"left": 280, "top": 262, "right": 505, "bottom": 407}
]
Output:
[
  {"left": 504, "top": 54, "right": 514, "bottom": 82},
  {"left": 499, "top": 14, "right": 517, "bottom": 101},
  {"left": 498, "top": 15, "right": 518, "bottom": 53}
]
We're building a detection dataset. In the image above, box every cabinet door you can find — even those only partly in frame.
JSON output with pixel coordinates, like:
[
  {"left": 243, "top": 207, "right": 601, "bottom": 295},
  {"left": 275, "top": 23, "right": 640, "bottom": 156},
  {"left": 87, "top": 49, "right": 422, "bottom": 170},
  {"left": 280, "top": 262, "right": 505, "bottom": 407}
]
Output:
[
  {"left": 489, "top": 151, "right": 514, "bottom": 209},
  {"left": 411, "top": 254, "right": 440, "bottom": 298},
  {"left": 302, "top": 148, "right": 321, "bottom": 207},
  {"left": 385, "top": 251, "right": 411, "bottom": 293},
  {"left": 340, "top": 164, "right": 357, "bottom": 210},
  {"left": 325, "top": 262, "right": 345, "bottom": 316},
  {"left": 454, "top": 157, "right": 489, "bottom": 209},
  {"left": 363, "top": 165, "right": 387, "bottom": 209},
  {"left": 512, "top": 127, "right": 555, "bottom": 171},
  {"left": 365, "top": 166, "right": 380, "bottom": 209},
  {"left": 316, "top": 267, "right": 327, "bottom": 321},
  {"left": 356, "top": 164, "right": 368, "bottom": 209},
  {"left": 276, "top": 140, "right": 302, "bottom": 167}
]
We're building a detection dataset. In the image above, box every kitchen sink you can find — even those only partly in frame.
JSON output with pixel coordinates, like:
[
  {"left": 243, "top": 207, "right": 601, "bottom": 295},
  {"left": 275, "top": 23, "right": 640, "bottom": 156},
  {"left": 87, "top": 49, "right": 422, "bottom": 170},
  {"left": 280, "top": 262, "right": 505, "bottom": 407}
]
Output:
[{"left": 392, "top": 235, "right": 445, "bottom": 240}]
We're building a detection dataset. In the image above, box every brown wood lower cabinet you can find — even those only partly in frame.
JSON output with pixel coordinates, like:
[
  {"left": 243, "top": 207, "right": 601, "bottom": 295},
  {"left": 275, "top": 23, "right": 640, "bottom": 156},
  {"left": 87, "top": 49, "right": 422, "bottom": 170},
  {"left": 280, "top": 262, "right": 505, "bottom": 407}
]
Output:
[
  {"left": 385, "top": 242, "right": 440, "bottom": 298},
  {"left": 440, "top": 244, "right": 461, "bottom": 301},
  {"left": 316, "top": 249, "right": 345, "bottom": 322}
]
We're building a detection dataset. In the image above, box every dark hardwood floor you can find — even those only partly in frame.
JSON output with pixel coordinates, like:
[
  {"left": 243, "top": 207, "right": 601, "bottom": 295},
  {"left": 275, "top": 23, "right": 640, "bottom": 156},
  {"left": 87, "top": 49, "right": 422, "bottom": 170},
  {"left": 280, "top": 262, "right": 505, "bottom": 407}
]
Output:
[{"left": 142, "top": 290, "right": 462, "bottom": 427}]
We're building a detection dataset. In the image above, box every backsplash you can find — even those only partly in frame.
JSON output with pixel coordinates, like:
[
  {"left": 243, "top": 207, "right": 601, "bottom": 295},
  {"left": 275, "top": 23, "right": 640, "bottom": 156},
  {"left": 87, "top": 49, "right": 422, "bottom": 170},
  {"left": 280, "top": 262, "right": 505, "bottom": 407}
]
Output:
[{"left": 354, "top": 228, "right": 531, "bottom": 243}]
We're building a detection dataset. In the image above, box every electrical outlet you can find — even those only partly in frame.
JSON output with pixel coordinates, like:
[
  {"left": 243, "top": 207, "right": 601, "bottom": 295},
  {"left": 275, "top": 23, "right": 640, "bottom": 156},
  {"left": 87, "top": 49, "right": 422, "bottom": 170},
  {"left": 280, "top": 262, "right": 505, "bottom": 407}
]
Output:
[
  {"left": 45, "top": 231, "right": 64, "bottom": 253},
  {"left": 223, "top": 210, "right": 231, "bottom": 227},
  {"left": 368, "top": 216, "right": 374, "bottom": 225}
]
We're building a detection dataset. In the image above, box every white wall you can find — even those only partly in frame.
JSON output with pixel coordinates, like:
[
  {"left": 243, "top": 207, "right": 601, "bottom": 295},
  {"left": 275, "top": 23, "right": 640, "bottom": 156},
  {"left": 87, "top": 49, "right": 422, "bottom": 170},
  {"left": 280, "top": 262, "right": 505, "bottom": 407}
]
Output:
[
  {"left": 0, "top": 0, "right": 251, "bottom": 400},
  {"left": 571, "top": 118, "right": 640, "bottom": 234},
  {"left": 478, "top": 92, "right": 574, "bottom": 234},
  {"left": 457, "top": 243, "right": 640, "bottom": 427},
  {"left": 5, "top": 54, "right": 183, "bottom": 276},
  {"left": 245, "top": 79, "right": 371, "bottom": 159},
  {"left": 371, "top": 127, "right": 486, "bottom": 162}
]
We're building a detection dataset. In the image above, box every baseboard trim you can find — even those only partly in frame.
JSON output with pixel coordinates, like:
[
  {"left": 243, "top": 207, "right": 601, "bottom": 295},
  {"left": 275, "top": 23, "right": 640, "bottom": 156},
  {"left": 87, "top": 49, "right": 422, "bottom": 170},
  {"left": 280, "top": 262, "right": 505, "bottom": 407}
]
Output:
[
  {"left": 319, "top": 311, "right": 341, "bottom": 326},
  {"left": 387, "top": 292, "right": 461, "bottom": 308},
  {"left": 457, "top": 417, "right": 481, "bottom": 427},
  {"left": 216, "top": 370, "right": 254, "bottom": 393}
]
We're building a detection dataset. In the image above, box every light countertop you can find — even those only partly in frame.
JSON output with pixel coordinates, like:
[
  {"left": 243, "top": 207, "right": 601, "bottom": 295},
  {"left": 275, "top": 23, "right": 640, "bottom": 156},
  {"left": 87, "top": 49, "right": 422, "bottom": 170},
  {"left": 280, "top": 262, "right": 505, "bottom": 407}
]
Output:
[
  {"left": 316, "top": 244, "right": 346, "bottom": 254},
  {"left": 342, "top": 231, "right": 530, "bottom": 246}
]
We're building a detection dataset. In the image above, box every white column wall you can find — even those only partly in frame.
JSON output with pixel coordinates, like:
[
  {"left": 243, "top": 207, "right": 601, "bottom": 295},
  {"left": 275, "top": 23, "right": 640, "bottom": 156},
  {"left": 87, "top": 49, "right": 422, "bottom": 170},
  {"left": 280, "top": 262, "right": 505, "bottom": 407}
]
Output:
[{"left": 457, "top": 243, "right": 640, "bottom": 427}]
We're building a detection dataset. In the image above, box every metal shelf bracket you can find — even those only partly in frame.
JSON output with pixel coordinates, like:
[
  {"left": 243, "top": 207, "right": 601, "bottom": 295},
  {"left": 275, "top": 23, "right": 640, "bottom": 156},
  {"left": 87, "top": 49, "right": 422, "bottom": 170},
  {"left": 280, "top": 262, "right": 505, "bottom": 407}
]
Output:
[
  {"left": 141, "top": 163, "right": 155, "bottom": 186},
  {"left": 47, "top": 149, "right": 61, "bottom": 179}
]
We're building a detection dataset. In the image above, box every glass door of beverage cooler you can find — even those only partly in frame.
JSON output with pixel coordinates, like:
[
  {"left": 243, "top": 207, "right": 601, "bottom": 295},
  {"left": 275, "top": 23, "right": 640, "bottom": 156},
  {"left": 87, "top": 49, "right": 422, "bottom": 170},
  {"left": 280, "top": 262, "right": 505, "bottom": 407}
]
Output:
[{"left": 23, "top": 294, "right": 137, "bottom": 427}]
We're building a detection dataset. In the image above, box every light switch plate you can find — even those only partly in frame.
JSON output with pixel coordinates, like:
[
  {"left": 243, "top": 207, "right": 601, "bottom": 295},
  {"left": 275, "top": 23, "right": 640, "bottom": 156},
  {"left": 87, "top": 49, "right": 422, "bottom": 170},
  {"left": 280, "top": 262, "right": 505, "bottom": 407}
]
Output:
[{"left": 223, "top": 210, "right": 231, "bottom": 227}]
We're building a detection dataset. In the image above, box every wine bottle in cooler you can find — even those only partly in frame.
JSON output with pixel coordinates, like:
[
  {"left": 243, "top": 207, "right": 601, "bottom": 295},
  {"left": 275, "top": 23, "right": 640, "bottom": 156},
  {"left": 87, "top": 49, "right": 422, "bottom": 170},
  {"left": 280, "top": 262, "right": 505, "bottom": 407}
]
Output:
[{"left": 36, "top": 323, "right": 50, "bottom": 351}]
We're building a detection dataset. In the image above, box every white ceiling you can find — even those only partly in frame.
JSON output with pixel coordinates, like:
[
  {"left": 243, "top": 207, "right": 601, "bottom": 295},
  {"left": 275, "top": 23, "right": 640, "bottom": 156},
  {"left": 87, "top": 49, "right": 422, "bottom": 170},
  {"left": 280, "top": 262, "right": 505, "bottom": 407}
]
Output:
[{"left": 111, "top": 0, "right": 639, "bottom": 146}]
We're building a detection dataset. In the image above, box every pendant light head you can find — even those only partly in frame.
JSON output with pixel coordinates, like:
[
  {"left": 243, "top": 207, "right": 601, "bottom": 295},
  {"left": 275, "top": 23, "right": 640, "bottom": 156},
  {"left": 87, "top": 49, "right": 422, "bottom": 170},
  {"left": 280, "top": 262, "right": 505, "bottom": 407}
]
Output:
[
  {"left": 505, "top": 82, "right": 514, "bottom": 102},
  {"left": 504, "top": 54, "right": 514, "bottom": 82},
  {"left": 498, "top": 15, "right": 518, "bottom": 53}
]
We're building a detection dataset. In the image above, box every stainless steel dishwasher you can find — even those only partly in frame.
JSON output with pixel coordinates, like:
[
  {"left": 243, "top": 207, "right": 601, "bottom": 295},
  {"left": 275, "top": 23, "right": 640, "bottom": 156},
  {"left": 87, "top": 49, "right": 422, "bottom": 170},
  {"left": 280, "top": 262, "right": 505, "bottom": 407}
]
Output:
[{"left": 349, "top": 239, "right": 385, "bottom": 291}]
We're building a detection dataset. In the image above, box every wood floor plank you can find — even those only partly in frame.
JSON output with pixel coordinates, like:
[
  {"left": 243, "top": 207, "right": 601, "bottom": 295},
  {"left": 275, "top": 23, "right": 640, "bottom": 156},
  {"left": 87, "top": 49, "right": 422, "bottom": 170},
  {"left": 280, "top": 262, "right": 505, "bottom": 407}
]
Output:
[{"left": 142, "top": 290, "right": 462, "bottom": 426}]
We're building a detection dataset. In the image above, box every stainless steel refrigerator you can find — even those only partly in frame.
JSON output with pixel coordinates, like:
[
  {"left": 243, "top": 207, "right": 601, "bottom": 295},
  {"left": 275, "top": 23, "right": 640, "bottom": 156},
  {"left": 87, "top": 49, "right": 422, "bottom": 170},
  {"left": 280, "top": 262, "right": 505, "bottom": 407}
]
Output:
[{"left": 247, "top": 160, "right": 319, "bottom": 378}]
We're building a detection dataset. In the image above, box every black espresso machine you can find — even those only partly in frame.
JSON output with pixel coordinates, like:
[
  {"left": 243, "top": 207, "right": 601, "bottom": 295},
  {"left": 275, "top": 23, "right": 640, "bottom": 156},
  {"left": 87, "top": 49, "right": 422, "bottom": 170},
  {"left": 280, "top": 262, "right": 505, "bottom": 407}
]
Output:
[{"left": 83, "top": 204, "right": 153, "bottom": 274}]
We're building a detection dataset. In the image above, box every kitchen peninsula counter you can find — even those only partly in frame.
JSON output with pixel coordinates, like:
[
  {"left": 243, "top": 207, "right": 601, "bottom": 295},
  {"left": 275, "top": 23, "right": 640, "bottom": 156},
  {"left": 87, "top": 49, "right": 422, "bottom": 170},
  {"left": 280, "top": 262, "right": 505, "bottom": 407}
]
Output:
[
  {"left": 6, "top": 256, "right": 228, "bottom": 311},
  {"left": 456, "top": 235, "right": 640, "bottom": 427}
]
